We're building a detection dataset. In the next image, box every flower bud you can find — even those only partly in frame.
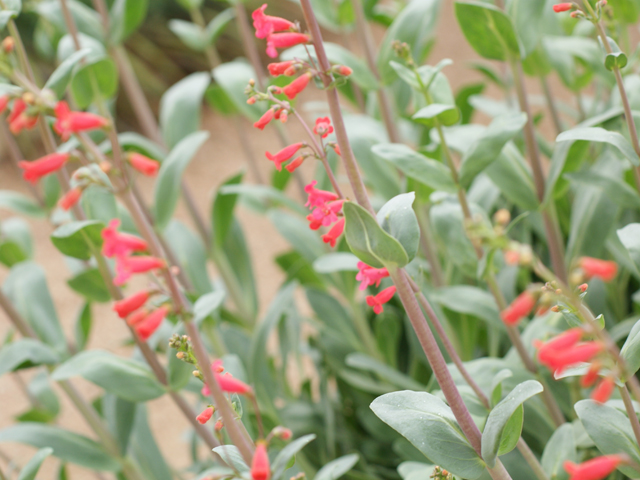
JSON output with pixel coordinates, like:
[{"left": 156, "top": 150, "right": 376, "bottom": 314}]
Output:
[{"left": 2, "top": 37, "right": 14, "bottom": 54}]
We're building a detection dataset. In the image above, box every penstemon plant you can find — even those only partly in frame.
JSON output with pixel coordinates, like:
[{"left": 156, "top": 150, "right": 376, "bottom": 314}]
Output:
[{"left": 3, "top": 0, "right": 640, "bottom": 480}]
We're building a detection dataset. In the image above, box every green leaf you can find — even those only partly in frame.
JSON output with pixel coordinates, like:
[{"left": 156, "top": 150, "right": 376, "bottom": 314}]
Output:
[
  {"left": 430, "top": 199, "right": 478, "bottom": 276},
  {"left": 17, "top": 447, "right": 53, "bottom": 480},
  {"left": 0, "top": 339, "right": 59, "bottom": 377},
  {"left": 371, "top": 144, "right": 456, "bottom": 193},
  {"left": 541, "top": 424, "right": 577, "bottom": 480},
  {"left": 455, "top": 1, "right": 522, "bottom": 61},
  {"left": 193, "top": 290, "right": 226, "bottom": 324},
  {"left": 312, "top": 253, "right": 360, "bottom": 273},
  {"left": 109, "top": 0, "right": 148, "bottom": 44},
  {"left": 67, "top": 268, "right": 111, "bottom": 302},
  {"left": 412, "top": 104, "right": 460, "bottom": 127},
  {"left": 52, "top": 350, "right": 166, "bottom": 402},
  {"left": 370, "top": 391, "right": 485, "bottom": 479},
  {"left": 269, "top": 211, "right": 325, "bottom": 263},
  {"left": 168, "top": 20, "right": 206, "bottom": 51},
  {"left": 212, "top": 445, "right": 250, "bottom": 473},
  {"left": 38, "top": 1, "right": 102, "bottom": 42},
  {"left": 343, "top": 202, "right": 409, "bottom": 269},
  {"left": 3, "top": 262, "right": 66, "bottom": 351},
  {"left": 271, "top": 434, "right": 317, "bottom": 480},
  {"left": 167, "top": 347, "right": 191, "bottom": 392},
  {"left": 154, "top": 131, "right": 209, "bottom": 230},
  {"left": 212, "top": 172, "right": 243, "bottom": 249},
  {"left": 80, "top": 186, "right": 118, "bottom": 225},
  {"left": 129, "top": 405, "right": 173, "bottom": 480},
  {"left": 567, "top": 186, "right": 617, "bottom": 261},
  {"left": 71, "top": 58, "right": 119, "bottom": 108},
  {"left": 481, "top": 380, "right": 543, "bottom": 467},
  {"left": 74, "top": 303, "right": 92, "bottom": 351},
  {"left": 431, "top": 286, "right": 505, "bottom": 330},
  {"left": 617, "top": 224, "right": 640, "bottom": 274},
  {"left": 159, "top": 72, "right": 210, "bottom": 148},
  {"left": 377, "top": 193, "right": 420, "bottom": 263},
  {"left": 314, "top": 454, "right": 359, "bottom": 480},
  {"left": 556, "top": 127, "right": 640, "bottom": 166},
  {"left": 575, "top": 400, "right": 640, "bottom": 477},
  {"left": 377, "top": 0, "right": 442, "bottom": 84},
  {"left": 165, "top": 221, "right": 212, "bottom": 295},
  {"left": 459, "top": 113, "right": 527, "bottom": 187},
  {"left": 50, "top": 220, "right": 104, "bottom": 260},
  {"left": 0, "top": 0, "right": 21, "bottom": 29},
  {"left": 605, "top": 52, "right": 628, "bottom": 71},
  {"left": 346, "top": 353, "right": 425, "bottom": 391},
  {"left": 0, "top": 423, "right": 119, "bottom": 471},
  {"left": 206, "top": 8, "right": 235, "bottom": 45},
  {"left": 0, "top": 191, "right": 45, "bottom": 218},
  {"left": 620, "top": 319, "right": 640, "bottom": 380},
  {"left": 212, "top": 61, "right": 262, "bottom": 121},
  {"left": 44, "top": 48, "right": 91, "bottom": 98},
  {"left": 564, "top": 171, "right": 640, "bottom": 209},
  {"left": 507, "top": 0, "right": 548, "bottom": 57}
]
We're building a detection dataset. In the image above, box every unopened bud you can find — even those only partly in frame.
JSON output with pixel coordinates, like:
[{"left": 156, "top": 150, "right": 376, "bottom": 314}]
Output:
[
  {"left": 551, "top": 305, "right": 560, "bottom": 312},
  {"left": 569, "top": 271, "right": 584, "bottom": 286},
  {"left": 249, "top": 78, "right": 256, "bottom": 87},
  {"left": 170, "top": 265, "right": 180, "bottom": 276},
  {"left": 193, "top": 370, "right": 203, "bottom": 380},
  {"left": 494, "top": 208, "right": 510, "bottom": 226},
  {"left": 271, "top": 426, "right": 293, "bottom": 440},
  {"left": 214, "top": 420, "right": 224, "bottom": 431},
  {"left": 22, "top": 92, "right": 35, "bottom": 105},
  {"left": 578, "top": 283, "right": 588, "bottom": 293},
  {"left": 2, "top": 37, "right": 14, "bottom": 54},
  {"left": 247, "top": 96, "right": 256, "bottom": 105},
  {"left": 99, "top": 161, "right": 112, "bottom": 174},
  {"left": 176, "top": 352, "right": 186, "bottom": 359},
  {"left": 555, "top": 289, "right": 562, "bottom": 295},
  {"left": 338, "top": 65, "right": 352, "bottom": 76},
  {"left": 280, "top": 111, "right": 288, "bottom": 123},
  {"left": 519, "top": 245, "right": 533, "bottom": 266}
]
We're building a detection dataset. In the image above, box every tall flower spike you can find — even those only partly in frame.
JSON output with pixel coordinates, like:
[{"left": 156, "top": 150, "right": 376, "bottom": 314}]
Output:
[
  {"left": 322, "top": 218, "right": 345, "bottom": 248},
  {"left": 356, "top": 262, "right": 390, "bottom": 291},
  {"left": 579, "top": 257, "right": 618, "bottom": 282},
  {"left": 128, "top": 153, "right": 160, "bottom": 177},
  {"left": 252, "top": 4, "right": 295, "bottom": 39},
  {"left": 366, "top": 286, "right": 397, "bottom": 315},
  {"left": 53, "top": 101, "right": 108, "bottom": 141},
  {"left": 114, "top": 256, "right": 165, "bottom": 286},
  {"left": 18, "top": 153, "right": 69, "bottom": 184},
  {"left": 102, "top": 219, "right": 148, "bottom": 258},
  {"left": 265, "top": 143, "right": 304, "bottom": 171},
  {"left": 266, "top": 33, "right": 310, "bottom": 58},
  {"left": 283, "top": 73, "right": 312, "bottom": 100},
  {"left": 135, "top": 306, "right": 169, "bottom": 341},
  {"left": 564, "top": 455, "right": 625, "bottom": 480},
  {"left": 251, "top": 442, "right": 271, "bottom": 480},
  {"left": 113, "top": 290, "right": 152, "bottom": 318},
  {"left": 501, "top": 291, "right": 536, "bottom": 325}
]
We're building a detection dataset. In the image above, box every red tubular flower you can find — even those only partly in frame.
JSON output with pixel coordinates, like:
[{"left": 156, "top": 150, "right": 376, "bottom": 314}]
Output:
[
  {"left": 252, "top": 4, "right": 295, "bottom": 39},
  {"left": 114, "top": 256, "right": 165, "bottom": 286},
  {"left": 266, "top": 33, "right": 310, "bottom": 58},
  {"left": 266, "top": 142, "right": 304, "bottom": 170},
  {"left": 366, "top": 286, "right": 397, "bottom": 315},
  {"left": 113, "top": 290, "right": 151, "bottom": 318},
  {"left": 126, "top": 308, "right": 148, "bottom": 326},
  {"left": 285, "top": 156, "right": 304, "bottom": 173},
  {"left": 501, "top": 291, "right": 536, "bottom": 325},
  {"left": 579, "top": 257, "right": 618, "bottom": 282},
  {"left": 202, "top": 360, "right": 253, "bottom": 396},
  {"left": 53, "top": 101, "right": 108, "bottom": 141},
  {"left": 591, "top": 377, "right": 615, "bottom": 403},
  {"left": 254, "top": 109, "right": 275, "bottom": 130},
  {"left": 9, "top": 113, "right": 38, "bottom": 134},
  {"left": 580, "top": 362, "right": 601, "bottom": 388},
  {"left": 268, "top": 61, "right": 295, "bottom": 76},
  {"left": 309, "top": 200, "right": 344, "bottom": 228},
  {"left": 18, "top": 153, "right": 69, "bottom": 184},
  {"left": 7, "top": 98, "right": 26, "bottom": 124},
  {"left": 128, "top": 153, "right": 160, "bottom": 177},
  {"left": 283, "top": 73, "right": 312, "bottom": 100},
  {"left": 322, "top": 218, "right": 345, "bottom": 248},
  {"left": 553, "top": 3, "right": 573, "bottom": 12},
  {"left": 356, "top": 262, "right": 390, "bottom": 291},
  {"left": 0, "top": 95, "right": 8, "bottom": 114},
  {"left": 58, "top": 187, "right": 83, "bottom": 211},
  {"left": 251, "top": 442, "right": 271, "bottom": 480},
  {"left": 314, "top": 117, "right": 333, "bottom": 138},
  {"left": 135, "top": 306, "right": 169, "bottom": 341},
  {"left": 102, "top": 219, "right": 148, "bottom": 258},
  {"left": 564, "top": 455, "right": 624, "bottom": 480},
  {"left": 196, "top": 406, "right": 214, "bottom": 425},
  {"left": 535, "top": 328, "right": 584, "bottom": 359},
  {"left": 304, "top": 180, "right": 339, "bottom": 208},
  {"left": 338, "top": 65, "right": 353, "bottom": 76},
  {"left": 540, "top": 342, "right": 604, "bottom": 373}
]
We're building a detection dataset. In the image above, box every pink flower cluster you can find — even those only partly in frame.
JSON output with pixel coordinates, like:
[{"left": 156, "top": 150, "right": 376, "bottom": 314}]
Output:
[
  {"left": 304, "top": 180, "right": 344, "bottom": 247},
  {"left": 252, "top": 4, "right": 309, "bottom": 58}
]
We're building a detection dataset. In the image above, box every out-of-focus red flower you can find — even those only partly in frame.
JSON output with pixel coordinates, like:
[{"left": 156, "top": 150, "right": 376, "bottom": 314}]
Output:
[
  {"left": 591, "top": 377, "right": 615, "bottom": 403},
  {"left": 18, "top": 153, "right": 69, "bottom": 184},
  {"left": 307, "top": 200, "right": 344, "bottom": 229},
  {"left": 553, "top": 3, "right": 573, "bottom": 12},
  {"left": 265, "top": 143, "right": 304, "bottom": 170},
  {"left": 128, "top": 153, "right": 160, "bottom": 177},
  {"left": 356, "top": 262, "right": 390, "bottom": 291},
  {"left": 564, "top": 455, "right": 624, "bottom": 480},
  {"left": 268, "top": 61, "right": 295, "bottom": 76},
  {"left": 283, "top": 73, "right": 312, "bottom": 100},
  {"left": 252, "top": 4, "right": 295, "bottom": 39},
  {"left": 113, "top": 290, "right": 151, "bottom": 318},
  {"left": 251, "top": 442, "right": 271, "bottom": 480},
  {"left": 266, "top": 33, "right": 310, "bottom": 58},
  {"left": 126, "top": 308, "right": 148, "bottom": 326},
  {"left": 201, "top": 360, "right": 253, "bottom": 396},
  {"left": 196, "top": 406, "right": 214, "bottom": 424},
  {"left": 285, "top": 156, "right": 304, "bottom": 173},
  {"left": 254, "top": 109, "right": 275, "bottom": 130},
  {"left": 501, "top": 291, "right": 536, "bottom": 325},
  {"left": 0, "top": 96, "right": 9, "bottom": 114},
  {"left": 366, "top": 286, "right": 397, "bottom": 315},
  {"left": 314, "top": 117, "right": 333, "bottom": 138},
  {"left": 114, "top": 256, "right": 165, "bottom": 286},
  {"left": 102, "top": 219, "right": 148, "bottom": 258},
  {"left": 58, "top": 187, "right": 83, "bottom": 211},
  {"left": 322, "top": 218, "right": 344, "bottom": 248},
  {"left": 579, "top": 257, "right": 618, "bottom": 282},
  {"left": 304, "top": 180, "right": 339, "bottom": 208},
  {"left": 135, "top": 306, "right": 169, "bottom": 341},
  {"left": 53, "top": 101, "right": 108, "bottom": 141}
]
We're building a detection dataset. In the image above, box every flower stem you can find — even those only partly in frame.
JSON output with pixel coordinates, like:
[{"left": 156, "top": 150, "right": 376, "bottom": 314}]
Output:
[
  {"left": 540, "top": 75, "right": 563, "bottom": 136},
  {"left": 620, "top": 384, "right": 640, "bottom": 448}
]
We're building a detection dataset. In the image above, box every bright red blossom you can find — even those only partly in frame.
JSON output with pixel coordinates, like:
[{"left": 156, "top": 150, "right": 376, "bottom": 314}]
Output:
[
  {"left": 126, "top": 308, "right": 148, "bottom": 326},
  {"left": 285, "top": 156, "right": 304, "bottom": 173},
  {"left": 252, "top": 4, "right": 295, "bottom": 39},
  {"left": 102, "top": 219, "right": 148, "bottom": 258},
  {"left": 18, "top": 153, "right": 69, "bottom": 184},
  {"left": 591, "top": 377, "right": 615, "bottom": 403},
  {"left": 356, "top": 262, "right": 390, "bottom": 291},
  {"left": 579, "top": 257, "right": 618, "bottom": 282},
  {"left": 553, "top": 3, "right": 573, "bottom": 12},
  {"left": 114, "top": 256, "right": 165, "bottom": 286},
  {"left": 564, "top": 455, "right": 625, "bottom": 480},
  {"left": 304, "top": 180, "right": 339, "bottom": 208},
  {"left": 135, "top": 306, "right": 169, "bottom": 341},
  {"left": 322, "top": 218, "right": 344, "bottom": 247},
  {"left": 307, "top": 200, "right": 344, "bottom": 230},
  {"left": 113, "top": 290, "right": 151, "bottom": 318},
  {"left": 53, "top": 101, "right": 108, "bottom": 141},
  {"left": 128, "top": 153, "right": 160, "bottom": 177},
  {"left": 266, "top": 33, "right": 310, "bottom": 58},
  {"left": 58, "top": 187, "right": 82, "bottom": 211},
  {"left": 254, "top": 109, "right": 275, "bottom": 130},
  {"left": 268, "top": 61, "right": 295, "bottom": 76},
  {"left": 501, "top": 291, "right": 536, "bottom": 325},
  {"left": 202, "top": 360, "right": 253, "bottom": 396},
  {"left": 539, "top": 342, "right": 604, "bottom": 374},
  {"left": 366, "top": 286, "right": 397, "bottom": 315},
  {"left": 251, "top": 442, "right": 271, "bottom": 480},
  {"left": 266, "top": 143, "right": 304, "bottom": 170},
  {"left": 283, "top": 73, "right": 312, "bottom": 100},
  {"left": 196, "top": 407, "right": 214, "bottom": 425},
  {"left": 314, "top": 117, "right": 333, "bottom": 138},
  {"left": 0, "top": 95, "right": 8, "bottom": 114},
  {"left": 580, "top": 362, "right": 601, "bottom": 388}
]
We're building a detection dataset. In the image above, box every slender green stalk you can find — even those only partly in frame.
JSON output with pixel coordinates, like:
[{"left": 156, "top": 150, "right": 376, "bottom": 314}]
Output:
[
  {"left": 620, "top": 385, "right": 640, "bottom": 448},
  {"left": 540, "top": 75, "right": 563, "bottom": 136}
]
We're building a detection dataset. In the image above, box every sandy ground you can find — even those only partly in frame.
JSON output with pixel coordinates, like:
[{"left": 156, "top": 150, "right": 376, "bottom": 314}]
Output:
[{"left": 0, "top": 1, "right": 564, "bottom": 478}]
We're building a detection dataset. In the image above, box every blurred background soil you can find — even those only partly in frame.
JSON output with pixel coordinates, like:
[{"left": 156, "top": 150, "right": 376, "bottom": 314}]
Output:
[{"left": 0, "top": 0, "right": 563, "bottom": 477}]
